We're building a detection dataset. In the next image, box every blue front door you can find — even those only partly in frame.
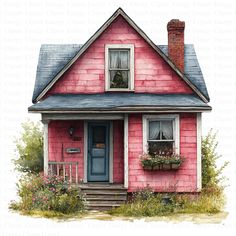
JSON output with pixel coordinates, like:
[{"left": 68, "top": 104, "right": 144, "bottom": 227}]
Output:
[{"left": 88, "top": 122, "right": 109, "bottom": 182}]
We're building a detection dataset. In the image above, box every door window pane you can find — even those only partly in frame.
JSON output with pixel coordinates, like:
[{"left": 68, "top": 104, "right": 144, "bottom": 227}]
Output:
[{"left": 93, "top": 126, "right": 105, "bottom": 145}]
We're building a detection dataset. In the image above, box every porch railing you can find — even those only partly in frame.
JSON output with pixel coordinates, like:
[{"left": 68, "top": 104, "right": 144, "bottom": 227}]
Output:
[{"left": 48, "top": 161, "right": 79, "bottom": 184}]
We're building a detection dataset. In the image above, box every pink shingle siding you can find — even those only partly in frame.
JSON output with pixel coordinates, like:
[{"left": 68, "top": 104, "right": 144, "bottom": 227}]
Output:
[
  {"left": 47, "top": 15, "right": 192, "bottom": 96},
  {"left": 48, "top": 120, "right": 84, "bottom": 181},
  {"left": 128, "top": 113, "right": 197, "bottom": 192},
  {"left": 113, "top": 120, "right": 124, "bottom": 183}
]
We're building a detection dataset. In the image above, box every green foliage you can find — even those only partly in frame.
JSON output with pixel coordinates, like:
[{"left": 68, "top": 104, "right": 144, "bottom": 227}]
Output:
[
  {"left": 201, "top": 129, "right": 228, "bottom": 189},
  {"left": 109, "top": 188, "right": 176, "bottom": 217},
  {"left": 9, "top": 174, "right": 85, "bottom": 214},
  {"left": 14, "top": 120, "right": 43, "bottom": 173},
  {"left": 110, "top": 130, "right": 227, "bottom": 217},
  {"left": 109, "top": 187, "right": 225, "bottom": 217}
]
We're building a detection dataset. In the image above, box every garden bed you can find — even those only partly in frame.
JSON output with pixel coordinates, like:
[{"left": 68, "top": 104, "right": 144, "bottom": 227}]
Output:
[{"left": 9, "top": 174, "right": 85, "bottom": 215}]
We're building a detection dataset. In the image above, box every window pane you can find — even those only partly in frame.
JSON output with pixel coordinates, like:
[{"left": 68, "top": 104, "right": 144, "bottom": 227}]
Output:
[
  {"left": 92, "top": 126, "right": 105, "bottom": 145},
  {"left": 110, "top": 70, "right": 128, "bottom": 88},
  {"left": 148, "top": 141, "right": 173, "bottom": 155},
  {"left": 120, "top": 51, "right": 129, "bottom": 69},
  {"left": 109, "top": 51, "right": 119, "bottom": 69},
  {"left": 149, "top": 121, "right": 160, "bottom": 140},
  {"left": 161, "top": 121, "right": 173, "bottom": 140}
]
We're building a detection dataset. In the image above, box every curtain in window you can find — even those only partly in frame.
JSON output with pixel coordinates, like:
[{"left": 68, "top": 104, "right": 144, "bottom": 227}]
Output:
[
  {"left": 149, "top": 121, "right": 160, "bottom": 140},
  {"left": 161, "top": 121, "right": 173, "bottom": 140},
  {"left": 110, "top": 51, "right": 119, "bottom": 69},
  {"left": 120, "top": 51, "right": 128, "bottom": 69}
]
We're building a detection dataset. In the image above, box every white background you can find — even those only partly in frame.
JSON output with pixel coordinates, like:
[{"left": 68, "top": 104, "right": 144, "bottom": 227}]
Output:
[{"left": 0, "top": 0, "right": 236, "bottom": 235}]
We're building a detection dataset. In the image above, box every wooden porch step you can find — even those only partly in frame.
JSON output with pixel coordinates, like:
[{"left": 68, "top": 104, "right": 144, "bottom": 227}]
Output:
[
  {"left": 85, "top": 200, "right": 125, "bottom": 205},
  {"left": 79, "top": 184, "right": 127, "bottom": 211},
  {"left": 85, "top": 195, "right": 127, "bottom": 201},
  {"left": 85, "top": 203, "right": 123, "bottom": 211},
  {"left": 79, "top": 184, "right": 125, "bottom": 190},
  {"left": 85, "top": 206, "right": 117, "bottom": 211},
  {"left": 83, "top": 189, "right": 127, "bottom": 195}
]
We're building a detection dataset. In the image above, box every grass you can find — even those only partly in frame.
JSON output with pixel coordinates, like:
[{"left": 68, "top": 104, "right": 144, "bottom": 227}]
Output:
[
  {"left": 108, "top": 186, "right": 225, "bottom": 217},
  {"left": 9, "top": 208, "right": 85, "bottom": 219},
  {"left": 8, "top": 208, "right": 228, "bottom": 224}
]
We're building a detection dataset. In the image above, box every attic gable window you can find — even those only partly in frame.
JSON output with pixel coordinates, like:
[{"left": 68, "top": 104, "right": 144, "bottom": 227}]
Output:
[{"left": 105, "top": 44, "right": 134, "bottom": 91}]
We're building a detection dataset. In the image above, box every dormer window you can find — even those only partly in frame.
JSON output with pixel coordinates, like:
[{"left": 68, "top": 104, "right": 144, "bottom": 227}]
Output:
[{"left": 105, "top": 44, "right": 134, "bottom": 91}]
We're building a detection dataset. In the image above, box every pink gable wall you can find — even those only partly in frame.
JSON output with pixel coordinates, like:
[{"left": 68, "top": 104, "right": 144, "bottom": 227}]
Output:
[
  {"left": 47, "top": 15, "right": 193, "bottom": 96},
  {"left": 128, "top": 113, "right": 197, "bottom": 192}
]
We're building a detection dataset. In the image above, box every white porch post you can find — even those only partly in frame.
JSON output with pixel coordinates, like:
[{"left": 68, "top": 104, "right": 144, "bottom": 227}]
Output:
[
  {"left": 124, "top": 114, "right": 129, "bottom": 188},
  {"left": 43, "top": 121, "right": 49, "bottom": 175},
  {"left": 197, "top": 113, "right": 202, "bottom": 191},
  {"left": 83, "top": 121, "right": 88, "bottom": 183}
]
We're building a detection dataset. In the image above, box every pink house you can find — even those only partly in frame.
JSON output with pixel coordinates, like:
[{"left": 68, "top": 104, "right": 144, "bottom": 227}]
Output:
[{"left": 29, "top": 8, "right": 211, "bottom": 209}]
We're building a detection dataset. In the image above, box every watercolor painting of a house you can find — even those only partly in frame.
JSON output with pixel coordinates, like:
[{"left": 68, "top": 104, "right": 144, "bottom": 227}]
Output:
[{"left": 28, "top": 8, "right": 211, "bottom": 210}]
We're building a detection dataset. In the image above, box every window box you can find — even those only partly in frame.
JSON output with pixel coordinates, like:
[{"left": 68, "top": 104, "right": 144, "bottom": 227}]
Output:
[{"left": 140, "top": 153, "right": 184, "bottom": 171}]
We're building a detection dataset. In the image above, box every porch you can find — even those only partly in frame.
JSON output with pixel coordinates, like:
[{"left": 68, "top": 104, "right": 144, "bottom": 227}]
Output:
[
  {"left": 43, "top": 114, "right": 129, "bottom": 188},
  {"left": 47, "top": 160, "right": 127, "bottom": 210}
]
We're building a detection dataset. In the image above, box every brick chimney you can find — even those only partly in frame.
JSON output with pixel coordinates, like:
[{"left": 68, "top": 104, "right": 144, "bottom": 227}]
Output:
[{"left": 167, "top": 19, "right": 185, "bottom": 72}]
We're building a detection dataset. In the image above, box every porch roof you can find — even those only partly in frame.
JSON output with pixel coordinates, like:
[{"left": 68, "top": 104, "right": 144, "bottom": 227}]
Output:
[{"left": 28, "top": 93, "right": 212, "bottom": 113}]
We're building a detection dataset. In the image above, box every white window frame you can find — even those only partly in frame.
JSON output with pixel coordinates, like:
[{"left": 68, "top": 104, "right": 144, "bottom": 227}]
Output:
[
  {"left": 142, "top": 114, "right": 180, "bottom": 154},
  {"left": 105, "top": 44, "right": 134, "bottom": 91}
]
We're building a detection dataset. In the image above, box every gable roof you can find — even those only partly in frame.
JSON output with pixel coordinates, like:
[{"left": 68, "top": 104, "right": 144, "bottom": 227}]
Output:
[{"left": 32, "top": 8, "right": 210, "bottom": 103}]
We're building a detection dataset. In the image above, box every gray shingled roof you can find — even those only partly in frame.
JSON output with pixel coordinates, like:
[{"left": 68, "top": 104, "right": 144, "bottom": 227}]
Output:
[
  {"left": 32, "top": 44, "right": 209, "bottom": 103},
  {"left": 158, "top": 45, "right": 209, "bottom": 100},
  {"left": 28, "top": 93, "right": 211, "bottom": 112},
  {"left": 32, "top": 44, "right": 83, "bottom": 102}
]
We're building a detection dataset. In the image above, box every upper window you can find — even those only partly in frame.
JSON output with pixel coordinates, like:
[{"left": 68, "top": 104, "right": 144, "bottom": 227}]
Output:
[
  {"left": 143, "top": 115, "right": 180, "bottom": 155},
  {"left": 105, "top": 44, "right": 134, "bottom": 91}
]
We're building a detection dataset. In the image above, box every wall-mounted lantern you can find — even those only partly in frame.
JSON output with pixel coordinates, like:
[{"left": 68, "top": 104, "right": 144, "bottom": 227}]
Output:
[{"left": 69, "top": 126, "right": 76, "bottom": 138}]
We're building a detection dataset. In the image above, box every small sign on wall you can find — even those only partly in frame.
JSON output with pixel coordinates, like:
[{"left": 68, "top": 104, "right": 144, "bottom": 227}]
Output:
[{"left": 66, "top": 148, "right": 81, "bottom": 154}]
